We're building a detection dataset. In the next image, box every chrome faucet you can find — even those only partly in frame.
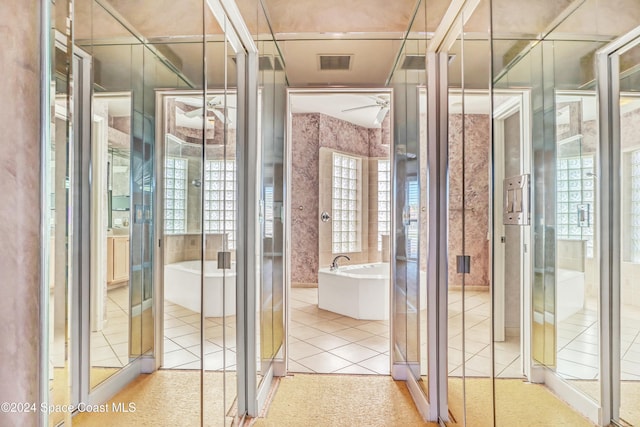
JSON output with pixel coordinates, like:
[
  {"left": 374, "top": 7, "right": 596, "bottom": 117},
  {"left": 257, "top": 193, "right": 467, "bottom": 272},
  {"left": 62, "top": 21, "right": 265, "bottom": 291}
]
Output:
[{"left": 330, "top": 255, "right": 350, "bottom": 271}]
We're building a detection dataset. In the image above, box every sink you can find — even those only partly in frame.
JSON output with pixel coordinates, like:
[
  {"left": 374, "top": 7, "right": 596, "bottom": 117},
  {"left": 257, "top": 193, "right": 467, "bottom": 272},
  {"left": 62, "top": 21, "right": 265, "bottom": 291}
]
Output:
[{"left": 109, "top": 227, "right": 129, "bottom": 236}]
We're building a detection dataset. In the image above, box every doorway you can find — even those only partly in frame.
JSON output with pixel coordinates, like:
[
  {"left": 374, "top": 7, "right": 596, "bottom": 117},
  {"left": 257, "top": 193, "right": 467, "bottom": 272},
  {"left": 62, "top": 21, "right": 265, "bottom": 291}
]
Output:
[
  {"left": 286, "top": 89, "right": 393, "bottom": 375},
  {"left": 493, "top": 89, "right": 533, "bottom": 381}
]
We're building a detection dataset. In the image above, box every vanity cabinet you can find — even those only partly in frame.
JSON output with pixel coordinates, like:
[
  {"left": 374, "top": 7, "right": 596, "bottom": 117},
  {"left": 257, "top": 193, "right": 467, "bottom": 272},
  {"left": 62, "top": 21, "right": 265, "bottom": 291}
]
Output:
[{"left": 107, "top": 236, "right": 129, "bottom": 285}]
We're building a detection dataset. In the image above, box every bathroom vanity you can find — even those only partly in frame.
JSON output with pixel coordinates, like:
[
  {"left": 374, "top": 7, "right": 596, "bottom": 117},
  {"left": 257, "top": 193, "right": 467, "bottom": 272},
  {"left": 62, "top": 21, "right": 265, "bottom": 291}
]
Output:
[{"left": 107, "top": 235, "right": 129, "bottom": 286}]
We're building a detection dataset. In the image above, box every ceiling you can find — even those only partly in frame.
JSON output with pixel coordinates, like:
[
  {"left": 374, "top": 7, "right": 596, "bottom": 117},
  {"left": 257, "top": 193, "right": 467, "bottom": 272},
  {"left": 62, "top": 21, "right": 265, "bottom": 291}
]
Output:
[
  {"left": 70, "top": 0, "right": 640, "bottom": 90},
  {"left": 290, "top": 93, "right": 391, "bottom": 128}
]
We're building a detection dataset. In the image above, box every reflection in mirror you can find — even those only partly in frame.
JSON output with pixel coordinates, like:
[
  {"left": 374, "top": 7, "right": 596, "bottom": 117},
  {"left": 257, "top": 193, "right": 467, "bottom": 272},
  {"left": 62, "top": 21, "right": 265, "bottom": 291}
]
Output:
[
  {"left": 49, "top": 41, "right": 71, "bottom": 427},
  {"left": 445, "top": 92, "right": 494, "bottom": 425},
  {"left": 618, "top": 43, "right": 640, "bottom": 425},
  {"left": 388, "top": 35, "right": 424, "bottom": 401},
  {"left": 90, "top": 93, "right": 133, "bottom": 388},
  {"left": 257, "top": 37, "right": 287, "bottom": 390},
  {"left": 553, "top": 93, "right": 600, "bottom": 401},
  {"left": 287, "top": 91, "right": 391, "bottom": 375},
  {"left": 159, "top": 89, "right": 238, "bottom": 421}
]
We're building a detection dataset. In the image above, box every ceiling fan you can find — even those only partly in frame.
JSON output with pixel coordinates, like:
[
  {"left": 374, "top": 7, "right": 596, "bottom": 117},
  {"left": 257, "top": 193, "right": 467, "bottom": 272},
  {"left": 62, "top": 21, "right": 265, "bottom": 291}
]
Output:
[
  {"left": 176, "top": 96, "right": 234, "bottom": 125},
  {"left": 341, "top": 95, "right": 390, "bottom": 126}
]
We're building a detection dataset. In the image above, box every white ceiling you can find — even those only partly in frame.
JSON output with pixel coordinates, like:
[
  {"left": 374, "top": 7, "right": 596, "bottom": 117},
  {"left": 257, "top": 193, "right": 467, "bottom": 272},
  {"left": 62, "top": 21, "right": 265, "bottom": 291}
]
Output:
[
  {"left": 79, "top": 0, "right": 640, "bottom": 89},
  {"left": 290, "top": 93, "right": 390, "bottom": 128}
]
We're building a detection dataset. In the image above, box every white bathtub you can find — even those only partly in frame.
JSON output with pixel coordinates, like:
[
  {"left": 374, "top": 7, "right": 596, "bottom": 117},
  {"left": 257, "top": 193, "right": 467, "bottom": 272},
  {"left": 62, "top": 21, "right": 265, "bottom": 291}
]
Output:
[
  {"left": 164, "top": 260, "right": 236, "bottom": 317},
  {"left": 318, "top": 263, "right": 390, "bottom": 320},
  {"left": 556, "top": 268, "right": 585, "bottom": 322}
]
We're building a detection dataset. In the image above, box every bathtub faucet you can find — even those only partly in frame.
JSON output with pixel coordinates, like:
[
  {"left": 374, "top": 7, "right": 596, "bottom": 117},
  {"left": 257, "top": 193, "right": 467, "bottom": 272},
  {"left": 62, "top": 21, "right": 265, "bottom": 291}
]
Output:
[{"left": 330, "top": 255, "right": 351, "bottom": 271}]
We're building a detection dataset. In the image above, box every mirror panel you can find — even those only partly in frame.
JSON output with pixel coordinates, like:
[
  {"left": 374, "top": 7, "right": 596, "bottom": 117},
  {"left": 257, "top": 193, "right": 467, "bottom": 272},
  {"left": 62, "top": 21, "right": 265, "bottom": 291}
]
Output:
[
  {"left": 618, "top": 42, "right": 640, "bottom": 427},
  {"left": 48, "top": 1, "right": 73, "bottom": 421}
]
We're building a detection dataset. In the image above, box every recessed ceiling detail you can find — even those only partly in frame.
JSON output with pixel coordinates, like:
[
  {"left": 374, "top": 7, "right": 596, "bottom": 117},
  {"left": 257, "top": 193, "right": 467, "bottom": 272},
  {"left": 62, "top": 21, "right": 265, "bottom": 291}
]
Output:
[{"left": 318, "top": 55, "right": 353, "bottom": 71}]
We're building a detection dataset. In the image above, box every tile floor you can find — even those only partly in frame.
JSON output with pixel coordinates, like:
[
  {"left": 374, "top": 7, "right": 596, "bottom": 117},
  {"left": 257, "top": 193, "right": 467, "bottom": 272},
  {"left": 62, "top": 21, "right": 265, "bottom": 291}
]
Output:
[
  {"left": 557, "top": 300, "right": 640, "bottom": 381},
  {"left": 288, "top": 288, "right": 391, "bottom": 375},
  {"left": 446, "top": 289, "right": 521, "bottom": 378},
  {"left": 289, "top": 288, "right": 521, "bottom": 377},
  {"left": 90, "top": 286, "right": 130, "bottom": 368},
  {"left": 157, "top": 284, "right": 640, "bottom": 383},
  {"left": 162, "top": 299, "right": 237, "bottom": 370}
]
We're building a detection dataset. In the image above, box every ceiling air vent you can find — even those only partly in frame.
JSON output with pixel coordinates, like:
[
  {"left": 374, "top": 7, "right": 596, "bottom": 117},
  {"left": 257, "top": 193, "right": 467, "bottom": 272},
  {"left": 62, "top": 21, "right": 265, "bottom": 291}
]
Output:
[
  {"left": 401, "top": 55, "right": 426, "bottom": 70},
  {"left": 259, "top": 56, "right": 274, "bottom": 71},
  {"left": 318, "top": 55, "right": 352, "bottom": 71},
  {"left": 274, "top": 57, "right": 284, "bottom": 71}
]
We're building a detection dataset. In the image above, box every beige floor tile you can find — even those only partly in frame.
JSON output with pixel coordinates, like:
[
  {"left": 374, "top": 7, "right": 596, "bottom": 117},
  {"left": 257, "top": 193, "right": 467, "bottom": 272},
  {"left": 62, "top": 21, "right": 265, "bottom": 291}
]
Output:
[
  {"left": 356, "top": 335, "right": 390, "bottom": 353},
  {"left": 288, "top": 360, "right": 314, "bottom": 373},
  {"left": 304, "top": 334, "right": 351, "bottom": 351},
  {"left": 165, "top": 324, "right": 200, "bottom": 339},
  {"left": 296, "top": 352, "right": 352, "bottom": 373},
  {"left": 289, "top": 325, "right": 325, "bottom": 340},
  {"left": 163, "top": 349, "right": 200, "bottom": 369},
  {"left": 357, "top": 354, "right": 390, "bottom": 375},
  {"left": 289, "top": 340, "right": 325, "bottom": 360},
  {"left": 329, "top": 343, "right": 379, "bottom": 363},
  {"left": 334, "top": 364, "right": 378, "bottom": 375}
]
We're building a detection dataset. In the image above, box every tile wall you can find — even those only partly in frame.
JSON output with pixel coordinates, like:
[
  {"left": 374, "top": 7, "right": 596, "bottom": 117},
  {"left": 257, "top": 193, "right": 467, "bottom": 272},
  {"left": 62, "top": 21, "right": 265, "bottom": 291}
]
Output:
[{"left": 291, "top": 112, "right": 390, "bottom": 286}]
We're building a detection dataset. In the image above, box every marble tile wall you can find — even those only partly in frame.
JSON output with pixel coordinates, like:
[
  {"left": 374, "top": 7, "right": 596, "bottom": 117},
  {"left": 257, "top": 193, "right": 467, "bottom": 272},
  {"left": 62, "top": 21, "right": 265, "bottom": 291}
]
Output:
[
  {"left": 419, "top": 112, "right": 490, "bottom": 288},
  {"left": 291, "top": 113, "right": 390, "bottom": 285},
  {"left": 448, "top": 114, "right": 491, "bottom": 287},
  {"left": 0, "top": 0, "right": 42, "bottom": 421},
  {"left": 291, "top": 114, "right": 321, "bottom": 285}
]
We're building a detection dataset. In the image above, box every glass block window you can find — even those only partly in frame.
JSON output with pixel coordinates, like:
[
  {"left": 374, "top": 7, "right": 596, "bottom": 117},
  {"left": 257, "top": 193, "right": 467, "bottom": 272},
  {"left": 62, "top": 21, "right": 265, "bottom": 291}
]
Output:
[
  {"left": 164, "top": 157, "right": 188, "bottom": 234},
  {"left": 378, "top": 160, "right": 391, "bottom": 250},
  {"left": 557, "top": 155, "right": 595, "bottom": 257},
  {"left": 204, "top": 160, "right": 236, "bottom": 249},
  {"left": 264, "top": 185, "right": 274, "bottom": 238},
  {"left": 628, "top": 149, "right": 640, "bottom": 262},
  {"left": 407, "top": 180, "right": 419, "bottom": 259},
  {"left": 332, "top": 153, "right": 360, "bottom": 253}
]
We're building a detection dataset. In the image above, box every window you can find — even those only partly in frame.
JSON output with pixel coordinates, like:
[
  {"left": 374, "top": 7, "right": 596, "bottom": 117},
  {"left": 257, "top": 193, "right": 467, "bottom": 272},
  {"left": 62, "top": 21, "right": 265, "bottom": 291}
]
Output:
[
  {"left": 164, "top": 157, "right": 188, "bottom": 234},
  {"left": 204, "top": 160, "right": 236, "bottom": 249},
  {"left": 332, "top": 153, "right": 360, "bottom": 253},
  {"left": 264, "top": 185, "right": 274, "bottom": 238},
  {"left": 407, "top": 179, "right": 419, "bottom": 259},
  {"left": 557, "top": 155, "right": 595, "bottom": 257},
  {"left": 627, "top": 149, "right": 640, "bottom": 262},
  {"left": 377, "top": 160, "right": 391, "bottom": 250}
]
